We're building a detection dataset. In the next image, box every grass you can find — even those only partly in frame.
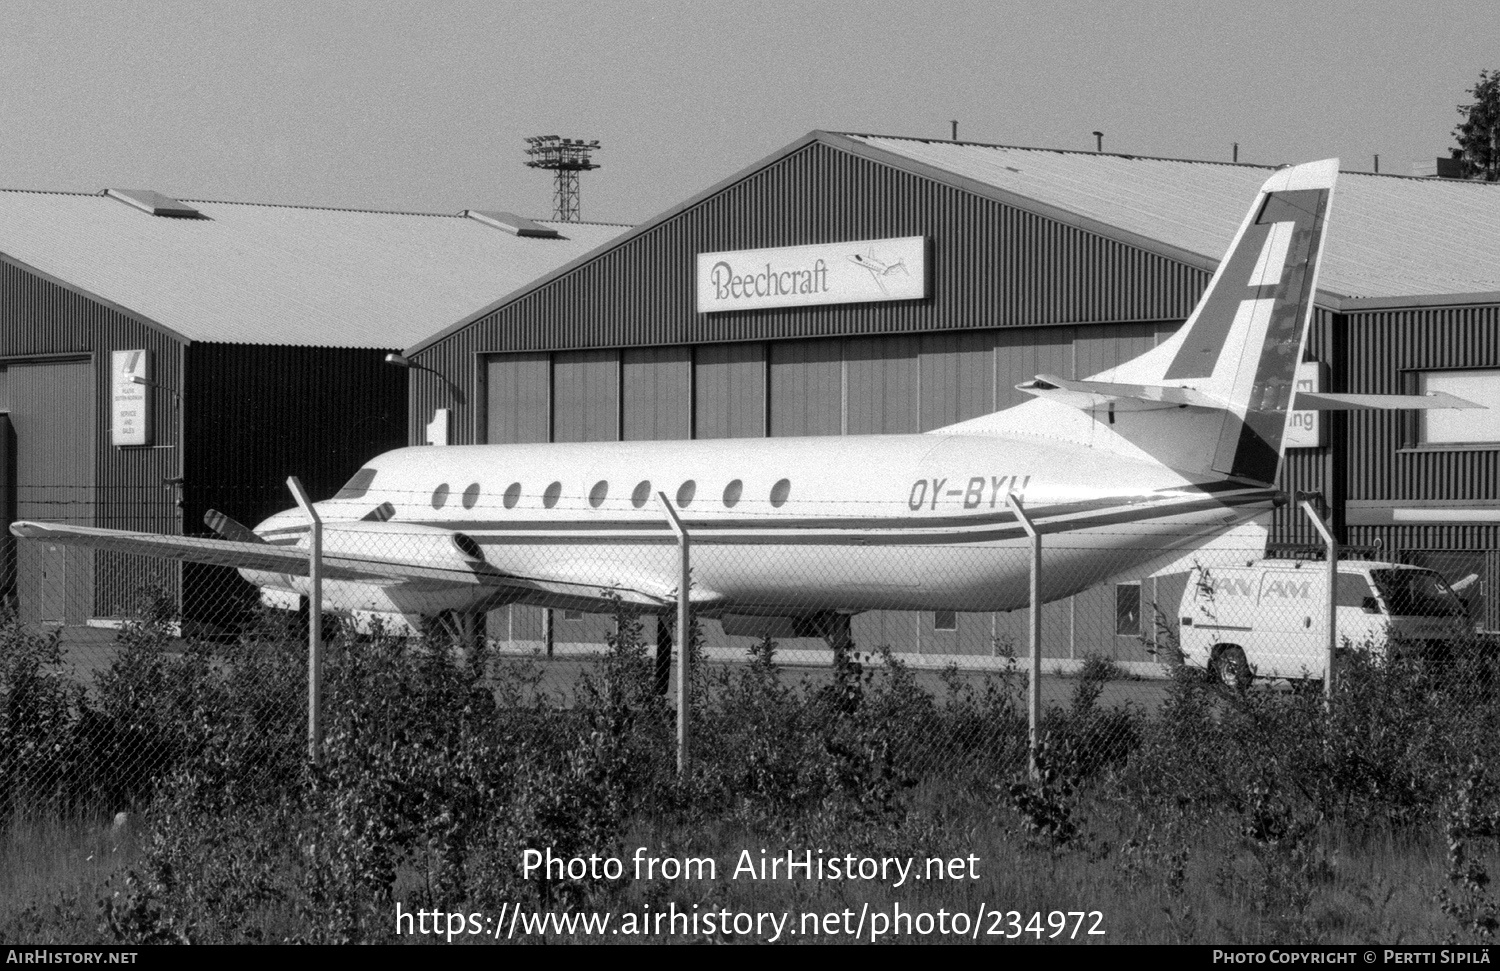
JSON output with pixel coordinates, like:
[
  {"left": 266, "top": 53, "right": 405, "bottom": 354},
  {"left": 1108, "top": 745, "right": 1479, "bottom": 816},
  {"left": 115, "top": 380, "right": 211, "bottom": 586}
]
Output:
[
  {"left": 0, "top": 786, "right": 1474, "bottom": 944},
  {"left": 0, "top": 811, "right": 140, "bottom": 944},
  {"left": 5, "top": 607, "right": 1500, "bottom": 944}
]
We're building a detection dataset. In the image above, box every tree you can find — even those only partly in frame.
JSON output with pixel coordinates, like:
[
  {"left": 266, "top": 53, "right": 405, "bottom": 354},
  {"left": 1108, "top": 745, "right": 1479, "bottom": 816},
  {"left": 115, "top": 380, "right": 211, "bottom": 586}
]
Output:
[{"left": 1451, "top": 69, "right": 1500, "bottom": 181}]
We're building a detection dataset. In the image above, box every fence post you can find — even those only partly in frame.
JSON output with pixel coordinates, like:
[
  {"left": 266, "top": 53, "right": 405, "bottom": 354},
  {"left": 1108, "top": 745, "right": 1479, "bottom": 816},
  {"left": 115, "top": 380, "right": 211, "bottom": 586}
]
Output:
[
  {"left": 1007, "top": 494, "right": 1043, "bottom": 781},
  {"left": 287, "top": 477, "right": 324, "bottom": 765},
  {"left": 656, "top": 492, "right": 691, "bottom": 780},
  {"left": 1300, "top": 497, "right": 1338, "bottom": 702}
]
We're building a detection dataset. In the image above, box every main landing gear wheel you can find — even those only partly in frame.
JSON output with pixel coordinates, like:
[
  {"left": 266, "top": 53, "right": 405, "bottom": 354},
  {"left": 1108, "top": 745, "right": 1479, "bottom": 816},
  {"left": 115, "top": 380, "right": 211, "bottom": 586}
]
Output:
[{"left": 1211, "top": 645, "right": 1253, "bottom": 693}]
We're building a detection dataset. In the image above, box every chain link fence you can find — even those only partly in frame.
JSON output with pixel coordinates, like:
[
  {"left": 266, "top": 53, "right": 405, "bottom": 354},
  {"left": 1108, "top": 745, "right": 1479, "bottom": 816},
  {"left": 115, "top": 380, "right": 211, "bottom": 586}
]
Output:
[
  {"left": 4, "top": 481, "right": 1497, "bottom": 824},
  {"left": 9, "top": 482, "right": 1500, "bottom": 942}
]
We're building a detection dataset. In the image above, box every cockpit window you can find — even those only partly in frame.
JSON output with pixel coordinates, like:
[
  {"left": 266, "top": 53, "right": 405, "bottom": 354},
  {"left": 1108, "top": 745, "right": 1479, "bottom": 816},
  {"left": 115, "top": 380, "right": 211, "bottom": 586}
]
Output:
[{"left": 334, "top": 468, "right": 377, "bottom": 500}]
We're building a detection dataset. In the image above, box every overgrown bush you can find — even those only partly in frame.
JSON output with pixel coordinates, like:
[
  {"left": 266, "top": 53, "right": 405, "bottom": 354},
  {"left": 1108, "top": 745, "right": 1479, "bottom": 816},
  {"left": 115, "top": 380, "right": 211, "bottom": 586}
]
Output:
[
  {"left": 9, "top": 590, "right": 1500, "bottom": 942},
  {"left": 0, "top": 617, "right": 87, "bottom": 819}
]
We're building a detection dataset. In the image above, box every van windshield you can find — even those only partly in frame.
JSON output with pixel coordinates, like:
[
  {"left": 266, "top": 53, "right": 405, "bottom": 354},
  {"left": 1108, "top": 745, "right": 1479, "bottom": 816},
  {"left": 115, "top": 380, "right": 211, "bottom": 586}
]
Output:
[{"left": 1370, "top": 569, "right": 1464, "bottom": 618}]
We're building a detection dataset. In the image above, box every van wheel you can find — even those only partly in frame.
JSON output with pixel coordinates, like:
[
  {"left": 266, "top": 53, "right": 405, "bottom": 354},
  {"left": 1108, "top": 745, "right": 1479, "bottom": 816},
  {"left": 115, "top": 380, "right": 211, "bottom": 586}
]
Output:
[{"left": 1211, "top": 645, "right": 1252, "bottom": 692}]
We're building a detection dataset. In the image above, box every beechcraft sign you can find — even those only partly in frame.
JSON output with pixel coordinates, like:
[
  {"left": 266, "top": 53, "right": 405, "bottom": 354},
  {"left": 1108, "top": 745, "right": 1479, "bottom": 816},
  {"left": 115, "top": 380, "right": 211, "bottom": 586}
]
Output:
[{"left": 696, "top": 236, "right": 928, "bottom": 312}]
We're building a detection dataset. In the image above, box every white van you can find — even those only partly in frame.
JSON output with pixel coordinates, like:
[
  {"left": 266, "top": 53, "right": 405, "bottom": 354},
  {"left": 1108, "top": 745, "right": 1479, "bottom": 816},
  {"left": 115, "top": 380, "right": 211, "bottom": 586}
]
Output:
[{"left": 1178, "top": 558, "right": 1468, "bottom": 688}]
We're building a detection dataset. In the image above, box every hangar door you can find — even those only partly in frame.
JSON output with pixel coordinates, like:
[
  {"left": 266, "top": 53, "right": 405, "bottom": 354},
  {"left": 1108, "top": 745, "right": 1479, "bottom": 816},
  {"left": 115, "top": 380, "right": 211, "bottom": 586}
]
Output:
[{"left": 6, "top": 360, "right": 95, "bottom": 624}]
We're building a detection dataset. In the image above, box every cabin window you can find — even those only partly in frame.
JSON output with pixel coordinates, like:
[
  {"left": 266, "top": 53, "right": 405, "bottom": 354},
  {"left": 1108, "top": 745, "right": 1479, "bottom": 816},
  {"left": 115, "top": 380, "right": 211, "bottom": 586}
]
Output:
[
  {"left": 723, "top": 479, "right": 743, "bottom": 507},
  {"left": 676, "top": 480, "right": 696, "bottom": 507},
  {"left": 1414, "top": 369, "right": 1500, "bottom": 445},
  {"left": 503, "top": 482, "right": 522, "bottom": 509},
  {"left": 431, "top": 483, "right": 450, "bottom": 509},
  {"left": 1115, "top": 583, "right": 1141, "bottom": 636},
  {"left": 589, "top": 480, "right": 609, "bottom": 508},
  {"left": 543, "top": 481, "right": 562, "bottom": 509},
  {"left": 631, "top": 480, "right": 651, "bottom": 508},
  {"left": 933, "top": 610, "right": 957, "bottom": 632},
  {"left": 770, "top": 478, "right": 791, "bottom": 508},
  {"left": 563, "top": 609, "right": 584, "bottom": 620},
  {"left": 461, "top": 483, "right": 481, "bottom": 509},
  {"left": 334, "top": 468, "right": 377, "bottom": 500}
]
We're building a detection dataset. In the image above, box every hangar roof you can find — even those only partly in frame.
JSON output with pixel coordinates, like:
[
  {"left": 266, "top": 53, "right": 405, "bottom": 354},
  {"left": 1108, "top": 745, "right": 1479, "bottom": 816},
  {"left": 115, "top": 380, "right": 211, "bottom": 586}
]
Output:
[
  {"left": 840, "top": 133, "right": 1500, "bottom": 306},
  {"left": 0, "top": 189, "right": 629, "bottom": 347}
]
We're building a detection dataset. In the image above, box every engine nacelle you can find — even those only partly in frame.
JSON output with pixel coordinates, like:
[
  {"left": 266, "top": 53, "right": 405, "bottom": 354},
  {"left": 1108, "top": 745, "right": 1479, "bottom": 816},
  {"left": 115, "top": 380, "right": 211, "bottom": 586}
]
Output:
[
  {"left": 242, "top": 521, "right": 495, "bottom": 618},
  {"left": 317, "top": 521, "right": 486, "bottom": 568}
]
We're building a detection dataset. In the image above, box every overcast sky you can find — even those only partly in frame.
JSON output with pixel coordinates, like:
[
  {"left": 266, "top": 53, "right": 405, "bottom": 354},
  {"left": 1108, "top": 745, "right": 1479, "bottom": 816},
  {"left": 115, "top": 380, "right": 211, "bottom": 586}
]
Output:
[{"left": 1, "top": 1, "right": 1494, "bottom": 224}]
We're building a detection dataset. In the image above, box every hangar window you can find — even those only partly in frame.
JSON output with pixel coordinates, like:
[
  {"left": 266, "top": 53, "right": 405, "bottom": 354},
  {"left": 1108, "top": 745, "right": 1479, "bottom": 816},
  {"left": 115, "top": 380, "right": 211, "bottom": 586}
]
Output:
[
  {"left": 631, "top": 480, "right": 652, "bottom": 508},
  {"left": 1115, "top": 583, "right": 1141, "bottom": 636},
  {"left": 589, "top": 480, "right": 609, "bottom": 508},
  {"left": 770, "top": 478, "right": 791, "bottom": 508},
  {"left": 722, "top": 479, "right": 743, "bottom": 508},
  {"left": 431, "top": 484, "right": 450, "bottom": 509},
  {"left": 335, "top": 468, "right": 377, "bottom": 500},
  {"left": 1413, "top": 369, "right": 1500, "bottom": 446},
  {"left": 462, "top": 483, "right": 481, "bottom": 509},
  {"left": 676, "top": 480, "right": 697, "bottom": 508},
  {"left": 503, "top": 482, "right": 522, "bottom": 509},
  {"left": 933, "top": 610, "right": 957, "bottom": 632},
  {"left": 543, "top": 481, "right": 562, "bottom": 509}
]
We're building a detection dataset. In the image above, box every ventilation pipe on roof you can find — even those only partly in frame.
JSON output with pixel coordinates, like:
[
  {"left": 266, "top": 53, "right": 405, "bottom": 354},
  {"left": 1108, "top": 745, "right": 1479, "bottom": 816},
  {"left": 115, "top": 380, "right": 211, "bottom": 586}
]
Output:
[
  {"left": 1233, "top": 142, "right": 1239, "bottom": 163},
  {"left": 1092, "top": 131, "right": 1104, "bottom": 152},
  {"left": 462, "top": 209, "right": 562, "bottom": 239},
  {"left": 104, "top": 189, "right": 202, "bottom": 218},
  {"left": 1374, "top": 154, "right": 1380, "bottom": 174},
  {"left": 951, "top": 120, "right": 958, "bottom": 142}
]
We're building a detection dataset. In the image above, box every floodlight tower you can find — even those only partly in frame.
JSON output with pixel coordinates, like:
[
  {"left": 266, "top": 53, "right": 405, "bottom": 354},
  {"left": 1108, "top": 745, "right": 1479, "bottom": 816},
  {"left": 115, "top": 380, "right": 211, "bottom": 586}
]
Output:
[{"left": 524, "top": 135, "right": 601, "bottom": 222}]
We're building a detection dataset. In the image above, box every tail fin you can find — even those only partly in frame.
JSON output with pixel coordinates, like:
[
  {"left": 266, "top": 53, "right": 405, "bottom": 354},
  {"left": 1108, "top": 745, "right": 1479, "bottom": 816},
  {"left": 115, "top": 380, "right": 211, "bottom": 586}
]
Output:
[
  {"left": 1152, "top": 159, "right": 1337, "bottom": 481},
  {"left": 941, "top": 158, "right": 1338, "bottom": 485}
]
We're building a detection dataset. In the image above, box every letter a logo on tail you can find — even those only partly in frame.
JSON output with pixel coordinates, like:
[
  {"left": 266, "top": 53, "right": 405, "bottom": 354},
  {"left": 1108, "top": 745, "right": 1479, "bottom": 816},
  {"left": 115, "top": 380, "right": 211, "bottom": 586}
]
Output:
[{"left": 1161, "top": 160, "right": 1337, "bottom": 483}]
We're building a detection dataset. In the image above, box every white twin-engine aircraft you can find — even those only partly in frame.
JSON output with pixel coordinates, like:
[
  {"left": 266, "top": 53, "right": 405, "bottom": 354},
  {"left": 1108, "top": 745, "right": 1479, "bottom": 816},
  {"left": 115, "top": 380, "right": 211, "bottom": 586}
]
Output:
[{"left": 10, "top": 159, "right": 1481, "bottom": 634}]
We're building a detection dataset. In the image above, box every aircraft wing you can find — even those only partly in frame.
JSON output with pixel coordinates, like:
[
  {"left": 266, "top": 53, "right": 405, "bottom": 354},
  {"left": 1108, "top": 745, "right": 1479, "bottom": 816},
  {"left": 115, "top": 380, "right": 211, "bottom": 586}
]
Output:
[
  {"left": 9, "top": 521, "right": 678, "bottom": 608},
  {"left": 11, "top": 521, "right": 478, "bottom": 585}
]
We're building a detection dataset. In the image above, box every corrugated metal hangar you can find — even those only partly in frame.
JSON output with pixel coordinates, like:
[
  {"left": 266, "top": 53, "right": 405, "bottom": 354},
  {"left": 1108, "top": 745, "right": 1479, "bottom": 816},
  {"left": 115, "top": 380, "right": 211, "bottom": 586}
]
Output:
[
  {"left": 400, "top": 130, "right": 1500, "bottom": 662},
  {"left": 0, "top": 187, "right": 626, "bottom": 625}
]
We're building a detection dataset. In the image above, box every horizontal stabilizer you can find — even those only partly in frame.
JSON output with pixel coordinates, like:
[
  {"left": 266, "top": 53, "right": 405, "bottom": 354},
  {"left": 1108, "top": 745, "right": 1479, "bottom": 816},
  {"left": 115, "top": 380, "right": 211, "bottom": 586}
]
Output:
[
  {"left": 1293, "top": 391, "right": 1483, "bottom": 411},
  {"left": 1017, "top": 374, "right": 1225, "bottom": 412}
]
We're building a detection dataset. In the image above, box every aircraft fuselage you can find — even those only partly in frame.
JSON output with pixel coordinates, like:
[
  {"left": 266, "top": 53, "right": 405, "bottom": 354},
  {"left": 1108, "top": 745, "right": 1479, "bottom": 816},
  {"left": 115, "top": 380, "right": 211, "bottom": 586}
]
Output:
[{"left": 247, "top": 432, "right": 1276, "bottom": 619}]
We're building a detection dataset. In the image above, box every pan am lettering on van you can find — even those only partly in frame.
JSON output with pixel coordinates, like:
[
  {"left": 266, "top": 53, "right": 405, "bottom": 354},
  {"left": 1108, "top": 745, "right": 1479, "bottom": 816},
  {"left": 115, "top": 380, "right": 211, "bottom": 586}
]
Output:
[
  {"left": 1214, "top": 577, "right": 1258, "bottom": 597},
  {"left": 1263, "top": 579, "right": 1311, "bottom": 599}
]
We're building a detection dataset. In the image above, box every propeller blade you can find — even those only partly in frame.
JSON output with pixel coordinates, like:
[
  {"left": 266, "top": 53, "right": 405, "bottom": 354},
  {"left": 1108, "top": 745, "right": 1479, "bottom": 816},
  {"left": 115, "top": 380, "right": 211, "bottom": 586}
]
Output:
[
  {"left": 204, "top": 509, "right": 266, "bottom": 544},
  {"left": 361, "top": 502, "right": 396, "bottom": 523}
]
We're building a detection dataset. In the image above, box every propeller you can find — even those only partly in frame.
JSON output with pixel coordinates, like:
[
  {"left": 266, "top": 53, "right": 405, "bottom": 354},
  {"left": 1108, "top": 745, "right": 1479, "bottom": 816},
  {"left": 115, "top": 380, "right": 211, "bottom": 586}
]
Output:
[{"left": 204, "top": 509, "right": 266, "bottom": 544}]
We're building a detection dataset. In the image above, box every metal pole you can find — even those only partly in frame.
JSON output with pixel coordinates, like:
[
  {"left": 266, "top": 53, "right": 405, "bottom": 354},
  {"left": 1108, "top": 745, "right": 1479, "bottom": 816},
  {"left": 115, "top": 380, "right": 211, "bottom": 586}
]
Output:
[
  {"left": 1300, "top": 498, "right": 1338, "bottom": 702},
  {"left": 287, "top": 477, "right": 324, "bottom": 764},
  {"left": 1007, "top": 494, "right": 1043, "bottom": 780},
  {"left": 656, "top": 492, "right": 691, "bottom": 779}
]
